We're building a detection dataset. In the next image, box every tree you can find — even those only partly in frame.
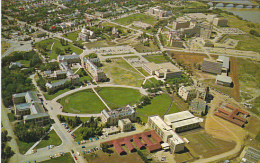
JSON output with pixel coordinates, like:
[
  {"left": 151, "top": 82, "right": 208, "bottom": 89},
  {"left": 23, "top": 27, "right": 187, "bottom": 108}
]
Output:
[
  {"left": 89, "top": 53, "right": 97, "bottom": 58},
  {"left": 55, "top": 47, "right": 62, "bottom": 54}
]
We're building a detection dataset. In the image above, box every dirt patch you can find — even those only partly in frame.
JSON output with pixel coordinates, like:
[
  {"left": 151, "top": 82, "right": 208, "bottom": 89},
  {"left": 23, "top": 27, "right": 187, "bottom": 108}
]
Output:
[
  {"left": 86, "top": 150, "right": 144, "bottom": 163},
  {"left": 244, "top": 116, "right": 260, "bottom": 135},
  {"left": 183, "top": 130, "right": 236, "bottom": 159},
  {"left": 170, "top": 51, "right": 209, "bottom": 67},
  {"left": 229, "top": 57, "right": 241, "bottom": 102},
  {"left": 210, "top": 54, "right": 219, "bottom": 60}
]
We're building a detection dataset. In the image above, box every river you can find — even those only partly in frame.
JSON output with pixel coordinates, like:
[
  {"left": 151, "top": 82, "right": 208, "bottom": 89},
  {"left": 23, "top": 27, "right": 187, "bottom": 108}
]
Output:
[{"left": 207, "top": 0, "right": 260, "bottom": 24}]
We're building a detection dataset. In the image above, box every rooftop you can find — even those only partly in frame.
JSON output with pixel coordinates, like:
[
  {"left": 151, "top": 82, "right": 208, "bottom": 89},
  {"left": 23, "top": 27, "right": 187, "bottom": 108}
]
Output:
[
  {"left": 216, "top": 75, "right": 232, "bottom": 83},
  {"left": 157, "top": 62, "right": 182, "bottom": 73},
  {"left": 218, "top": 56, "right": 229, "bottom": 69},
  {"left": 143, "top": 62, "right": 160, "bottom": 71}
]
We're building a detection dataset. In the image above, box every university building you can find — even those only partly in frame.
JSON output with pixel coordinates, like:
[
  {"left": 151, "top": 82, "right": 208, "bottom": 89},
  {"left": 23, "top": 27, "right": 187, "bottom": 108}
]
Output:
[{"left": 12, "top": 91, "right": 50, "bottom": 125}]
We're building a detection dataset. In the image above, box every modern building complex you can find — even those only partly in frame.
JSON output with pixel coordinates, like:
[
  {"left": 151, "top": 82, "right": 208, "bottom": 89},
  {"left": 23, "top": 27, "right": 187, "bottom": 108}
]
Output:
[
  {"left": 77, "top": 27, "right": 95, "bottom": 42},
  {"left": 213, "top": 18, "right": 228, "bottom": 27},
  {"left": 164, "top": 111, "right": 203, "bottom": 133},
  {"left": 178, "top": 86, "right": 197, "bottom": 102},
  {"left": 215, "top": 75, "right": 232, "bottom": 87},
  {"left": 101, "top": 105, "right": 136, "bottom": 126},
  {"left": 201, "top": 58, "right": 223, "bottom": 75},
  {"left": 58, "top": 54, "right": 80, "bottom": 71},
  {"left": 83, "top": 57, "right": 107, "bottom": 82},
  {"left": 214, "top": 104, "right": 249, "bottom": 127},
  {"left": 148, "top": 7, "right": 172, "bottom": 18},
  {"left": 12, "top": 91, "right": 50, "bottom": 125},
  {"left": 189, "top": 98, "right": 207, "bottom": 116},
  {"left": 142, "top": 62, "right": 182, "bottom": 79},
  {"left": 45, "top": 70, "right": 80, "bottom": 91},
  {"left": 118, "top": 118, "right": 132, "bottom": 132},
  {"left": 148, "top": 115, "right": 185, "bottom": 153},
  {"left": 132, "top": 21, "right": 151, "bottom": 30}
]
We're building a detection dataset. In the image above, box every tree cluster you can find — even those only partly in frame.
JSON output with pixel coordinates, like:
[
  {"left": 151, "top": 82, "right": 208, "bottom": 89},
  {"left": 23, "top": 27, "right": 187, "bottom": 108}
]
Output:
[
  {"left": 14, "top": 122, "right": 51, "bottom": 143},
  {"left": 250, "top": 29, "right": 260, "bottom": 37},
  {"left": 137, "top": 150, "right": 150, "bottom": 163},
  {"left": 79, "top": 116, "right": 102, "bottom": 140},
  {"left": 58, "top": 115, "right": 82, "bottom": 128},
  {"left": 1, "top": 130, "right": 14, "bottom": 163}
]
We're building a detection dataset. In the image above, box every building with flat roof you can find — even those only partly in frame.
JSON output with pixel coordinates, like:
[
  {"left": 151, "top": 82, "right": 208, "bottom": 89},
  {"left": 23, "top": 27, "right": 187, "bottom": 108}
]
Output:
[
  {"left": 164, "top": 111, "right": 203, "bottom": 133},
  {"left": 118, "top": 118, "right": 132, "bottom": 132},
  {"left": 148, "top": 115, "right": 185, "bottom": 153},
  {"left": 189, "top": 98, "right": 207, "bottom": 116},
  {"left": 148, "top": 7, "right": 172, "bottom": 18},
  {"left": 77, "top": 28, "right": 95, "bottom": 42},
  {"left": 58, "top": 54, "right": 80, "bottom": 71},
  {"left": 12, "top": 91, "right": 50, "bottom": 125},
  {"left": 216, "top": 75, "right": 232, "bottom": 87},
  {"left": 132, "top": 21, "right": 151, "bottom": 30},
  {"left": 213, "top": 18, "right": 228, "bottom": 27},
  {"left": 201, "top": 58, "right": 223, "bottom": 75},
  {"left": 83, "top": 58, "right": 107, "bottom": 82},
  {"left": 218, "top": 56, "right": 229, "bottom": 71},
  {"left": 173, "top": 19, "right": 190, "bottom": 30},
  {"left": 178, "top": 86, "right": 197, "bottom": 102},
  {"left": 142, "top": 62, "right": 182, "bottom": 79},
  {"left": 101, "top": 105, "right": 136, "bottom": 126}
]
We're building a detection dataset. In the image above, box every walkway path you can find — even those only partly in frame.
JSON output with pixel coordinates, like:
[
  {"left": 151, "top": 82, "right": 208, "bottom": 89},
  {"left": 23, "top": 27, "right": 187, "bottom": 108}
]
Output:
[{"left": 92, "top": 87, "right": 111, "bottom": 111}]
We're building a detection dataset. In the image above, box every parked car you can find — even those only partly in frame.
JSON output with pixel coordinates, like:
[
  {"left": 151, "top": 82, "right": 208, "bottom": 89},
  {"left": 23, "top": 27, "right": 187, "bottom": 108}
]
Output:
[
  {"left": 74, "top": 156, "right": 77, "bottom": 160},
  {"left": 71, "top": 150, "right": 74, "bottom": 153},
  {"left": 82, "top": 146, "right": 85, "bottom": 148}
]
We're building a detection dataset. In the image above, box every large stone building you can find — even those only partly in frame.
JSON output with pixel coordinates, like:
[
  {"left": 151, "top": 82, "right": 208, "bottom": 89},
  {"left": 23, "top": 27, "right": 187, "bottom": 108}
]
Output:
[
  {"left": 83, "top": 58, "right": 107, "bottom": 82},
  {"left": 148, "top": 7, "right": 172, "bottom": 18},
  {"left": 77, "top": 28, "right": 95, "bottom": 42},
  {"left": 172, "top": 18, "right": 190, "bottom": 30},
  {"left": 58, "top": 54, "right": 81, "bottom": 71},
  {"left": 101, "top": 105, "right": 136, "bottom": 126},
  {"left": 189, "top": 98, "right": 207, "bottom": 116},
  {"left": 213, "top": 18, "right": 228, "bottom": 27},
  {"left": 164, "top": 111, "right": 203, "bottom": 133},
  {"left": 142, "top": 62, "right": 182, "bottom": 79},
  {"left": 201, "top": 58, "right": 223, "bottom": 75},
  {"left": 148, "top": 115, "right": 185, "bottom": 153},
  {"left": 12, "top": 91, "right": 50, "bottom": 125},
  {"left": 178, "top": 86, "right": 197, "bottom": 102},
  {"left": 118, "top": 118, "right": 132, "bottom": 132}
]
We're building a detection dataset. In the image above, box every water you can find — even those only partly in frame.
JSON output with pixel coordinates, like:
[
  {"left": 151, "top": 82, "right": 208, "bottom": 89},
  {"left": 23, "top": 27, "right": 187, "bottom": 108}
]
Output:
[{"left": 207, "top": 0, "right": 260, "bottom": 24}]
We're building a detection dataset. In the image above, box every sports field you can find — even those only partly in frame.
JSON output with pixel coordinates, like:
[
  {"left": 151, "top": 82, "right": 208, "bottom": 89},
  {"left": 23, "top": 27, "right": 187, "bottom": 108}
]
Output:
[
  {"left": 59, "top": 89, "right": 107, "bottom": 114},
  {"left": 95, "top": 87, "right": 142, "bottom": 109},
  {"left": 103, "top": 58, "right": 144, "bottom": 87}
]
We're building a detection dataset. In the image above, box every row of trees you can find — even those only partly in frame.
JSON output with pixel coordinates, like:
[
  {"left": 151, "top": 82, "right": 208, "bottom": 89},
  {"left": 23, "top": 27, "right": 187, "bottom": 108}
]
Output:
[
  {"left": 58, "top": 115, "right": 82, "bottom": 129},
  {"left": 1, "top": 130, "right": 14, "bottom": 163},
  {"left": 14, "top": 122, "right": 51, "bottom": 143}
]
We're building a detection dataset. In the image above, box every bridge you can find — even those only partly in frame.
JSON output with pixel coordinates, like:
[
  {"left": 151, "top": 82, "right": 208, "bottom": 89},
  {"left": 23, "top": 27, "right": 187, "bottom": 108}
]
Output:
[{"left": 199, "top": 0, "right": 260, "bottom": 8}]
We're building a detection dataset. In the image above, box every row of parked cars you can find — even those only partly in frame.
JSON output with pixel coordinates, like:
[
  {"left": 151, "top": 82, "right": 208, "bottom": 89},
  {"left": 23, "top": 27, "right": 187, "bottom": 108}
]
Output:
[
  {"left": 62, "top": 123, "right": 71, "bottom": 133},
  {"left": 49, "top": 152, "right": 65, "bottom": 159}
]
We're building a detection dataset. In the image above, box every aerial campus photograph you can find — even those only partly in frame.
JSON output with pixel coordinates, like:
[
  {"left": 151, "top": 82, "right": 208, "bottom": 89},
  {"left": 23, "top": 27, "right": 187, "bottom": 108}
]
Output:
[{"left": 1, "top": 0, "right": 260, "bottom": 163}]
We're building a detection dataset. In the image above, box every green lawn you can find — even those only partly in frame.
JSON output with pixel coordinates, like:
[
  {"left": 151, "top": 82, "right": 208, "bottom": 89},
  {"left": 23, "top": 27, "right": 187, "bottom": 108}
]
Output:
[
  {"left": 114, "top": 13, "right": 157, "bottom": 25},
  {"left": 58, "top": 115, "right": 90, "bottom": 123},
  {"left": 137, "top": 94, "right": 180, "bottom": 123},
  {"left": 100, "top": 22, "right": 128, "bottom": 34},
  {"left": 59, "top": 89, "right": 107, "bottom": 114},
  {"left": 103, "top": 58, "right": 145, "bottom": 87},
  {"left": 95, "top": 87, "right": 142, "bottom": 109},
  {"left": 16, "top": 138, "right": 36, "bottom": 155},
  {"left": 35, "top": 130, "right": 62, "bottom": 149},
  {"left": 143, "top": 54, "right": 168, "bottom": 64},
  {"left": 40, "top": 153, "right": 74, "bottom": 163},
  {"left": 136, "top": 68, "right": 150, "bottom": 77},
  {"left": 62, "top": 30, "right": 80, "bottom": 42},
  {"left": 43, "top": 86, "right": 80, "bottom": 100},
  {"left": 17, "top": 60, "right": 30, "bottom": 68},
  {"left": 73, "top": 126, "right": 84, "bottom": 142},
  {"left": 1, "top": 41, "right": 10, "bottom": 54},
  {"left": 35, "top": 38, "right": 83, "bottom": 60},
  {"left": 229, "top": 35, "right": 260, "bottom": 53},
  {"left": 79, "top": 76, "right": 92, "bottom": 83},
  {"left": 7, "top": 113, "right": 15, "bottom": 122},
  {"left": 237, "top": 58, "right": 260, "bottom": 104}
]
